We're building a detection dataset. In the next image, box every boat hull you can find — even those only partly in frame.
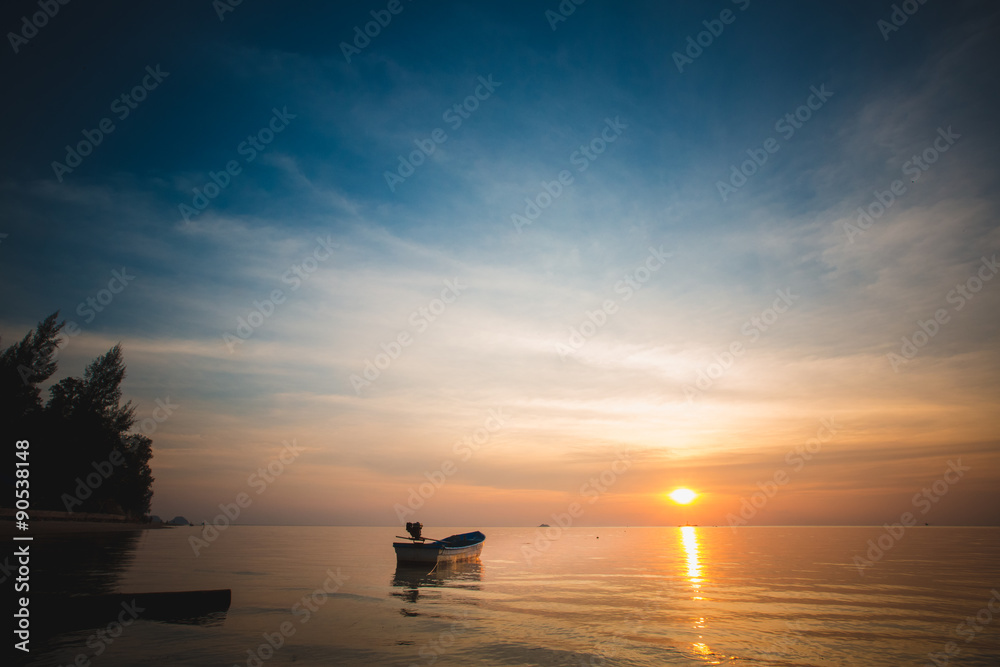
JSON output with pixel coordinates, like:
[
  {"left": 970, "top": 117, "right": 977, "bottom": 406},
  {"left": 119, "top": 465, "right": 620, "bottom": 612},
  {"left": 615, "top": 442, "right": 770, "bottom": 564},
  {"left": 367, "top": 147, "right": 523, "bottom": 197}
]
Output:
[{"left": 393, "top": 531, "right": 485, "bottom": 564}]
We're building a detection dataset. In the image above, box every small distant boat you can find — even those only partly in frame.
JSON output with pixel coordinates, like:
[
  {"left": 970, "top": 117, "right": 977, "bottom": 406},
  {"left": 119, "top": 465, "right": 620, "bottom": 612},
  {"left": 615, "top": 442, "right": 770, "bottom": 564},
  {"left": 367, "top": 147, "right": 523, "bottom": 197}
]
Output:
[{"left": 393, "top": 529, "right": 486, "bottom": 565}]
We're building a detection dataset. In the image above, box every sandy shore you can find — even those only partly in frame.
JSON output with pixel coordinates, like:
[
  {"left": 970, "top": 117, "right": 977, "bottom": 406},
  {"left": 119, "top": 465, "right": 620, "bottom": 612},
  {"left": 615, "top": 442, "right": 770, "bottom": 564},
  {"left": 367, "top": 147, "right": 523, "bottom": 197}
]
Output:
[{"left": 0, "top": 520, "right": 176, "bottom": 536}]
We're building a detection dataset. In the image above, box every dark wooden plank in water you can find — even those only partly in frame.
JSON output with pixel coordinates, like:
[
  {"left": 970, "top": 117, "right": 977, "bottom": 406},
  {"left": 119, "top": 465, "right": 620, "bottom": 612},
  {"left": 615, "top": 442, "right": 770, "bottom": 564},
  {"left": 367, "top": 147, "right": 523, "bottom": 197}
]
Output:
[{"left": 38, "top": 589, "right": 231, "bottom": 627}]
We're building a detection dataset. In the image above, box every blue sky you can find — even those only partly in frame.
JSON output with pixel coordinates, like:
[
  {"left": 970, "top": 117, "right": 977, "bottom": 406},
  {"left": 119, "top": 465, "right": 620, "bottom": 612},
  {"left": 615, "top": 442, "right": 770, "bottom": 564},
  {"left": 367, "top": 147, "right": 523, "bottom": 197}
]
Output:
[{"left": 2, "top": 0, "right": 999, "bottom": 526}]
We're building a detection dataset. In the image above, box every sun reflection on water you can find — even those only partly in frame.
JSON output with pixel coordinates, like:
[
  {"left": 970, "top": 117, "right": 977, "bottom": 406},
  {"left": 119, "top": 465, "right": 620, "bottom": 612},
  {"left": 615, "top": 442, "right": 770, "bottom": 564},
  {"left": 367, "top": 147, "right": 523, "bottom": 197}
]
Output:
[
  {"left": 680, "top": 525, "right": 702, "bottom": 593},
  {"left": 681, "top": 526, "right": 721, "bottom": 662},
  {"left": 692, "top": 641, "right": 724, "bottom": 665}
]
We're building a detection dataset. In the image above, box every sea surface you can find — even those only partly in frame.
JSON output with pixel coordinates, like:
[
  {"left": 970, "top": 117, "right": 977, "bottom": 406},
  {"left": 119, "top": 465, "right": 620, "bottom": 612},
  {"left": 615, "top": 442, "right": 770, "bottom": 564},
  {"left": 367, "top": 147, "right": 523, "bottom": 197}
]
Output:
[{"left": 16, "top": 526, "right": 1000, "bottom": 666}]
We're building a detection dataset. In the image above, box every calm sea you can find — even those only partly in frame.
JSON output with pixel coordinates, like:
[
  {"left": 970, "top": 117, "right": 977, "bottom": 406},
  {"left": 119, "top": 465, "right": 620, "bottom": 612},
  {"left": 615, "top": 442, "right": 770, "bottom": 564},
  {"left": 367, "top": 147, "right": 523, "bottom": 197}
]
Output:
[{"left": 17, "top": 526, "right": 1000, "bottom": 666}]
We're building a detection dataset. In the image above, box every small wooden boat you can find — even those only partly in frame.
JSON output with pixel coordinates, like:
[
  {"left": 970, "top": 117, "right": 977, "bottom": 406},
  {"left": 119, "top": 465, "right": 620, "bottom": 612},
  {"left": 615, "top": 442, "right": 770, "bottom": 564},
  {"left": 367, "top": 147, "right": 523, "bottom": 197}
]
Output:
[{"left": 393, "top": 530, "right": 485, "bottom": 564}]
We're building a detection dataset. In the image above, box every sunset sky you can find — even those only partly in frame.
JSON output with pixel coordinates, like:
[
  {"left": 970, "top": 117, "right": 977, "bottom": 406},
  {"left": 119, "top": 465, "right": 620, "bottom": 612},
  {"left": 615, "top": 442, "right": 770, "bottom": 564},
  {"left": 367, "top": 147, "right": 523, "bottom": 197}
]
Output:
[{"left": 2, "top": 1, "right": 998, "bottom": 527}]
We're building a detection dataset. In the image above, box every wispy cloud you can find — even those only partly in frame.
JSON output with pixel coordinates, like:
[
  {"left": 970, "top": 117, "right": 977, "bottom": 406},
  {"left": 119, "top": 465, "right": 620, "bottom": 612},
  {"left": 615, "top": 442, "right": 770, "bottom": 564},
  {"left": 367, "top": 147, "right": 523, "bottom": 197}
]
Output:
[{"left": 1, "top": 1, "right": 997, "bottom": 526}]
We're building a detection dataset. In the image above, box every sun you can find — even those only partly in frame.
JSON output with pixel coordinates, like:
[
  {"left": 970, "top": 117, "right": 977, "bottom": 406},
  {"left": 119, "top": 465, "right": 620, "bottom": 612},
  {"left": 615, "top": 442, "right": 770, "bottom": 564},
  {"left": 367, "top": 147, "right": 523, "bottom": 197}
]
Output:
[{"left": 668, "top": 488, "right": 698, "bottom": 504}]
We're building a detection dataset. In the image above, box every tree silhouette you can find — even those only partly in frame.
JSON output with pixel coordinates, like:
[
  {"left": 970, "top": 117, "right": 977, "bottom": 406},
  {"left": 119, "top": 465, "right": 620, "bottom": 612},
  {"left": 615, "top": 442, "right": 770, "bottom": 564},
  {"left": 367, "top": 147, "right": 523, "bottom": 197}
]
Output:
[
  {"left": 0, "top": 311, "right": 64, "bottom": 429},
  {"left": 1, "top": 313, "right": 155, "bottom": 517}
]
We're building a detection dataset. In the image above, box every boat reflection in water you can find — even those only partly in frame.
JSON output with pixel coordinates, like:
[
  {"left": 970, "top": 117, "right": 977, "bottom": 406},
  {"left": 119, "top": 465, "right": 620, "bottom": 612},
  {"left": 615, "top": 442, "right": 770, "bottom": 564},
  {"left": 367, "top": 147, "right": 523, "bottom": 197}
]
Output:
[{"left": 390, "top": 560, "right": 483, "bottom": 606}]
